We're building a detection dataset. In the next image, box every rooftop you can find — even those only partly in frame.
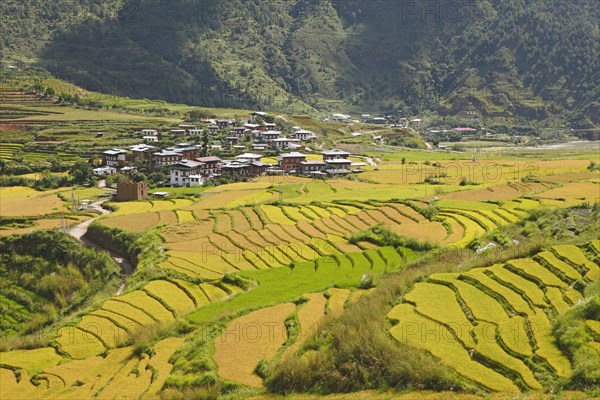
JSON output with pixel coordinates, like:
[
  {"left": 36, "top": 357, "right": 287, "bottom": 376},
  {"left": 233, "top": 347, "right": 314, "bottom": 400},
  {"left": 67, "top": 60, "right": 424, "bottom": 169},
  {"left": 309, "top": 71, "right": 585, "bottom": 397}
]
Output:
[
  {"left": 172, "top": 160, "right": 204, "bottom": 169},
  {"left": 322, "top": 149, "right": 351, "bottom": 156},
  {"left": 196, "top": 156, "right": 222, "bottom": 163},
  {"left": 103, "top": 148, "right": 128, "bottom": 155},
  {"left": 236, "top": 153, "right": 263, "bottom": 160},
  {"left": 280, "top": 152, "right": 306, "bottom": 158}
]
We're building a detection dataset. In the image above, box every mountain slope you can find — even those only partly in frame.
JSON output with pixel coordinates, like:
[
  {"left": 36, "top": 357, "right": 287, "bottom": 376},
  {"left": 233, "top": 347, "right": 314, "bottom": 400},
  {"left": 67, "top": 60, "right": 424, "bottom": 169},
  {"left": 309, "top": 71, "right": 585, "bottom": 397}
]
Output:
[{"left": 2, "top": 0, "right": 598, "bottom": 125}]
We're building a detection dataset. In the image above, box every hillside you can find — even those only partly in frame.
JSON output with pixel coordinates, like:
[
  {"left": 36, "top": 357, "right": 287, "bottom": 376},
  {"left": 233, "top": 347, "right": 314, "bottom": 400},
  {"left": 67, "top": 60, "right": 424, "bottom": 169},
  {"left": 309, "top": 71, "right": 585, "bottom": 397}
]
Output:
[{"left": 1, "top": 0, "right": 599, "bottom": 125}]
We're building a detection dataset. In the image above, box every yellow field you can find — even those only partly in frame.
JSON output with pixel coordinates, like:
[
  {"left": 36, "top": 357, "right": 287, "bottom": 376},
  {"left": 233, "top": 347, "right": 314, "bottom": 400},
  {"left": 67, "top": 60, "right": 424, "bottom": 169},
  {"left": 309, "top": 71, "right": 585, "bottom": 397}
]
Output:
[
  {"left": 143, "top": 279, "right": 196, "bottom": 315},
  {"left": 325, "top": 288, "right": 351, "bottom": 317},
  {"left": 0, "top": 347, "right": 64, "bottom": 375},
  {"left": 0, "top": 186, "right": 68, "bottom": 216},
  {"left": 0, "top": 218, "right": 64, "bottom": 236},
  {"left": 100, "top": 211, "right": 160, "bottom": 232},
  {"left": 213, "top": 303, "right": 296, "bottom": 387},
  {"left": 284, "top": 293, "right": 328, "bottom": 357},
  {"left": 0, "top": 337, "right": 183, "bottom": 400},
  {"left": 56, "top": 326, "right": 107, "bottom": 359}
]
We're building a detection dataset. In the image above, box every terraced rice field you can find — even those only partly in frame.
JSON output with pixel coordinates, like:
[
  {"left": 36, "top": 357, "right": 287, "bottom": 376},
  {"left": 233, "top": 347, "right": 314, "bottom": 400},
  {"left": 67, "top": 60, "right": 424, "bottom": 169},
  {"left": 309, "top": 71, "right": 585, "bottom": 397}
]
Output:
[
  {"left": 57, "top": 279, "right": 242, "bottom": 357},
  {"left": 156, "top": 199, "right": 529, "bottom": 281},
  {"left": 0, "top": 337, "right": 183, "bottom": 400},
  {"left": 214, "top": 303, "right": 296, "bottom": 387},
  {"left": 0, "top": 142, "right": 23, "bottom": 159},
  {"left": 387, "top": 242, "right": 597, "bottom": 392},
  {"left": 0, "top": 186, "right": 68, "bottom": 217}
]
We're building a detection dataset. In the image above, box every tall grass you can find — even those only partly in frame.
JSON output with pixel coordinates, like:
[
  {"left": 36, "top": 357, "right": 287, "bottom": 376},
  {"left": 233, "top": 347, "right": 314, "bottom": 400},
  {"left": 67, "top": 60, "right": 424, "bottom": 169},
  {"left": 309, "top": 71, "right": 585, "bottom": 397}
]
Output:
[{"left": 265, "top": 263, "right": 466, "bottom": 394}]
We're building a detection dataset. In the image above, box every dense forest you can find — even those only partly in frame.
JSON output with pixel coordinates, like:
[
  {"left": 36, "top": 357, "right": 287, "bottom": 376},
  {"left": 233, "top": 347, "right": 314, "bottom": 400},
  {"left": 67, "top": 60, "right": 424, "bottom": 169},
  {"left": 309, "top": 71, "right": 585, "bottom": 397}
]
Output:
[{"left": 1, "top": 0, "right": 599, "bottom": 125}]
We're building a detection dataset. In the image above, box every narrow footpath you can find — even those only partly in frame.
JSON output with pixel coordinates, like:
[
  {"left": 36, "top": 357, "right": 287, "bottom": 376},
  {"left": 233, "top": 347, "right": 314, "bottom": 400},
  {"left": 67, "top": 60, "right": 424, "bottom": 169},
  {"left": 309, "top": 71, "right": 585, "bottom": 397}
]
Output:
[{"left": 63, "top": 190, "right": 133, "bottom": 295}]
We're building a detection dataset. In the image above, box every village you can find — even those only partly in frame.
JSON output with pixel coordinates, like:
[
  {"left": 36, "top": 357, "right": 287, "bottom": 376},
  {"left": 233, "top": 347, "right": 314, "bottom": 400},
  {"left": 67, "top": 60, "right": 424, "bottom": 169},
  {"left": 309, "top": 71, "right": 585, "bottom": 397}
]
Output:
[{"left": 95, "top": 112, "right": 369, "bottom": 196}]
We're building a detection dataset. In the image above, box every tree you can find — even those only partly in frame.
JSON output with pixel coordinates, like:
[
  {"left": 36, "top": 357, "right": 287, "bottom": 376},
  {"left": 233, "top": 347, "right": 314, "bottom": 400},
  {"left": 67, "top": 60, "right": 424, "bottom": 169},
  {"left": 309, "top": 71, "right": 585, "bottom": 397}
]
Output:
[
  {"left": 200, "top": 130, "right": 209, "bottom": 156},
  {"left": 69, "top": 160, "right": 94, "bottom": 185},
  {"left": 186, "top": 109, "right": 211, "bottom": 122}
]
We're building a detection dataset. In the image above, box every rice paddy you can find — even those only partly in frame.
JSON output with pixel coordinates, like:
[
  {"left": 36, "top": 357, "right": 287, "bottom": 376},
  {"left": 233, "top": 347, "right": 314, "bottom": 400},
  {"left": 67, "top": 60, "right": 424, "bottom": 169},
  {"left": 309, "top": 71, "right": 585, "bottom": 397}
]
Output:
[
  {"left": 387, "top": 242, "right": 598, "bottom": 391},
  {"left": 213, "top": 303, "right": 296, "bottom": 387},
  {"left": 3, "top": 142, "right": 599, "bottom": 399}
]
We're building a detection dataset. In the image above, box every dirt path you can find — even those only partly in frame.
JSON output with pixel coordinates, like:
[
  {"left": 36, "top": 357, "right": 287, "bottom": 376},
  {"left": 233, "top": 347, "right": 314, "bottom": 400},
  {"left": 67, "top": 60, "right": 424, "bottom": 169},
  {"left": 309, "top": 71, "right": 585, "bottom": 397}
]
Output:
[{"left": 64, "top": 199, "right": 133, "bottom": 295}]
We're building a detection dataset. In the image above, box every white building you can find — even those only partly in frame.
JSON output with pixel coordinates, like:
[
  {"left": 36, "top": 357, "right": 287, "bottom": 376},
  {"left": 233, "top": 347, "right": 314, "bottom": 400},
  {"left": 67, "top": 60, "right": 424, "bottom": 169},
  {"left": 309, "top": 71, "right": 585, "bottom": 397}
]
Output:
[
  {"left": 93, "top": 166, "right": 117, "bottom": 176},
  {"left": 270, "top": 137, "right": 292, "bottom": 150},
  {"left": 170, "top": 160, "right": 206, "bottom": 187},
  {"left": 290, "top": 129, "right": 315, "bottom": 141}
]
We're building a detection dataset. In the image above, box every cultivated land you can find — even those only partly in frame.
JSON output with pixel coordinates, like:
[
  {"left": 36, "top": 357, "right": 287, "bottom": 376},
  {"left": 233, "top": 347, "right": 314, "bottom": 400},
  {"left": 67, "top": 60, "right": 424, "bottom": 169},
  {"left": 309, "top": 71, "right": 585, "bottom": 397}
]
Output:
[{"left": 1, "top": 86, "right": 599, "bottom": 399}]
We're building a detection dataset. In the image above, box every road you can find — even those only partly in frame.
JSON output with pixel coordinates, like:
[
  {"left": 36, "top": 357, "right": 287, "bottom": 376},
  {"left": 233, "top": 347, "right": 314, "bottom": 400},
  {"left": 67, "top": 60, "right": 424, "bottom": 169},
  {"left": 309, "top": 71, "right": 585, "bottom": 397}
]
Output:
[{"left": 63, "top": 198, "right": 133, "bottom": 295}]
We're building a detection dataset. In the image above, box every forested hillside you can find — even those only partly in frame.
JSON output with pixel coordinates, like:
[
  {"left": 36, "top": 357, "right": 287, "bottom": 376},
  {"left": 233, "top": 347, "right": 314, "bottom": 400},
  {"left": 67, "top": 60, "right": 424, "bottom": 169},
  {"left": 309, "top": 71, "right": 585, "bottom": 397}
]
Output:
[{"left": 2, "top": 0, "right": 599, "bottom": 125}]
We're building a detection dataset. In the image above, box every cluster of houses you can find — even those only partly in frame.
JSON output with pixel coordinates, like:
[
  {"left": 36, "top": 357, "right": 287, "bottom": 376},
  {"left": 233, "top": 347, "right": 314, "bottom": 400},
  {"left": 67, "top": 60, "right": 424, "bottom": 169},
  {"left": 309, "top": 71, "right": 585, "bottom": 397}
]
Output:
[
  {"left": 96, "top": 142, "right": 364, "bottom": 187},
  {"left": 137, "top": 115, "right": 318, "bottom": 153}
]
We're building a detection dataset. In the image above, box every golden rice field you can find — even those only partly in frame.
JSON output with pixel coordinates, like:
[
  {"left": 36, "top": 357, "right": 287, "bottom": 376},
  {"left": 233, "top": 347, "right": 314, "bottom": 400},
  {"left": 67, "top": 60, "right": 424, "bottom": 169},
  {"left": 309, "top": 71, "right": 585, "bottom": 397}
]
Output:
[
  {"left": 2, "top": 150, "right": 598, "bottom": 399},
  {"left": 387, "top": 242, "right": 598, "bottom": 392},
  {"left": 0, "top": 186, "right": 68, "bottom": 216},
  {"left": 55, "top": 278, "right": 243, "bottom": 358},
  {"left": 0, "top": 337, "right": 183, "bottom": 400},
  {"left": 213, "top": 303, "right": 296, "bottom": 387}
]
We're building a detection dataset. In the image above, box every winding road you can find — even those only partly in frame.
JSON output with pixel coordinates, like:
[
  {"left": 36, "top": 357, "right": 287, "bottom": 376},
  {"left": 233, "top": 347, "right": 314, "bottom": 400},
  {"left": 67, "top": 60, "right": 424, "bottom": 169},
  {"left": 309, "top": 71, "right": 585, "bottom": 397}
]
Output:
[{"left": 63, "top": 198, "right": 133, "bottom": 295}]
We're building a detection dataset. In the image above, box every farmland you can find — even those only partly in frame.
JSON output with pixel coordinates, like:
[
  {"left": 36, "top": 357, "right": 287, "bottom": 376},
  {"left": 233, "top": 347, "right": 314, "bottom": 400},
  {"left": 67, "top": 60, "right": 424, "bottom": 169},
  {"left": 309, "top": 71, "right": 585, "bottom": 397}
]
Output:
[
  {"left": 387, "top": 242, "right": 599, "bottom": 392},
  {"left": 1, "top": 94, "right": 599, "bottom": 400}
]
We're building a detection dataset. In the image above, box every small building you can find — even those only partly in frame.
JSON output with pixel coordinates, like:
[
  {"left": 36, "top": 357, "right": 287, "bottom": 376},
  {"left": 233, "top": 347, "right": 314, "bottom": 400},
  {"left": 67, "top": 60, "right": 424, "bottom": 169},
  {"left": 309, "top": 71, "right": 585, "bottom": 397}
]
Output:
[
  {"left": 325, "top": 168, "right": 351, "bottom": 177},
  {"left": 153, "top": 150, "right": 182, "bottom": 166},
  {"left": 263, "top": 123, "right": 277, "bottom": 131},
  {"left": 221, "top": 160, "right": 250, "bottom": 177},
  {"left": 93, "top": 166, "right": 117, "bottom": 176},
  {"left": 270, "top": 137, "right": 292, "bottom": 150},
  {"left": 170, "top": 129, "right": 187, "bottom": 135},
  {"left": 102, "top": 148, "right": 128, "bottom": 167},
  {"left": 257, "top": 130, "right": 282, "bottom": 142},
  {"left": 170, "top": 160, "right": 206, "bottom": 187},
  {"left": 248, "top": 161, "right": 268, "bottom": 177},
  {"left": 225, "top": 136, "right": 240, "bottom": 145},
  {"left": 196, "top": 156, "right": 222, "bottom": 176},
  {"left": 236, "top": 153, "right": 263, "bottom": 162},
  {"left": 325, "top": 159, "right": 353, "bottom": 170},
  {"left": 217, "top": 120, "right": 232, "bottom": 129},
  {"left": 244, "top": 123, "right": 260, "bottom": 130},
  {"left": 321, "top": 149, "right": 351, "bottom": 161},
  {"left": 290, "top": 129, "right": 315, "bottom": 141},
  {"left": 187, "top": 129, "right": 203, "bottom": 136},
  {"left": 278, "top": 152, "right": 306, "bottom": 172},
  {"left": 208, "top": 125, "right": 219, "bottom": 135},
  {"left": 141, "top": 129, "right": 158, "bottom": 136},
  {"left": 116, "top": 181, "right": 148, "bottom": 201},
  {"left": 143, "top": 135, "right": 159, "bottom": 142},
  {"left": 230, "top": 127, "right": 247, "bottom": 137},
  {"left": 252, "top": 144, "right": 266, "bottom": 151},
  {"left": 332, "top": 113, "right": 350, "bottom": 122},
  {"left": 300, "top": 160, "right": 326, "bottom": 175},
  {"left": 170, "top": 143, "right": 198, "bottom": 160},
  {"left": 371, "top": 117, "right": 387, "bottom": 124},
  {"left": 130, "top": 144, "right": 156, "bottom": 161}
]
